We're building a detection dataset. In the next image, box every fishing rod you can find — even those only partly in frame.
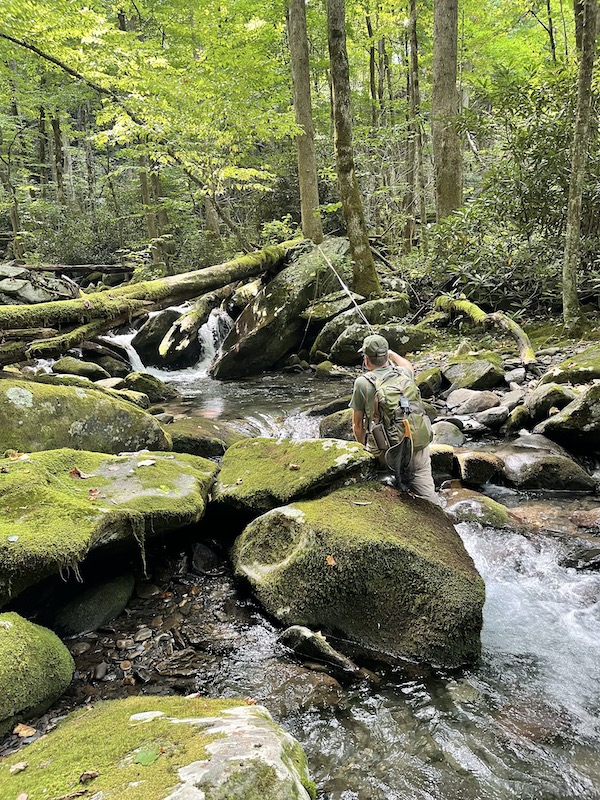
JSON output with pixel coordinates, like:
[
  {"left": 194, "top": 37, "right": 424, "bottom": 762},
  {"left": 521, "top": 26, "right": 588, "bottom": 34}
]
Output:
[{"left": 316, "top": 244, "right": 375, "bottom": 333}]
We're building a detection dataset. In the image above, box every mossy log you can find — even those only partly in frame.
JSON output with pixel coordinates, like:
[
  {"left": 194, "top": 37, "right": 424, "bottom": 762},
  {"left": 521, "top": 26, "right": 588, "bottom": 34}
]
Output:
[
  {"left": 0, "top": 240, "right": 301, "bottom": 365},
  {"left": 434, "top": 295, "right": 537, "bottom": 366}
]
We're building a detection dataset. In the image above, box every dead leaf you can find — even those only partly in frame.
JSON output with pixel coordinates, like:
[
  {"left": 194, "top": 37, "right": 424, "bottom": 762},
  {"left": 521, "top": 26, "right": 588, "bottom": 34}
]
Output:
[
  {"left": 88, "top": 488, "right": 100, "bottom": 496},
  {"left": 288, "top": 463, "right": 300, "bottom": 470},
  {"left": 69, "top": 467, "right": 93, "bottom": 479},
  {"left": 16, "top": 793, "right": 29, "bottom": 800},
  {"left": 13, "top": 723, "right": 36, "bottom": 738},
  {"left": 353, "top": 501, "right": 372, "bottom": 506},
  {"left": 244, "top": 697, "right": 257, "bottom": 705},
  {"left": 9, "top": 761, "right": 28, "bottom": 774},
  {"left": 83, "top": 298, "right": 92, "bottom": 309},
  {"left": 236, "top": 478, "right": 243, "bottom": 485},
  {"left": 79, "top": 769, "right": 99, "bottom": 783},
  {"left": 107, "top": 465, "right": 121, "bottom": 472},
  {"left": 326, "top": 555, "right": 337, "bottom": 567},
  {"left": 136, "top": 459, "right": 157, "bottom": 467}
]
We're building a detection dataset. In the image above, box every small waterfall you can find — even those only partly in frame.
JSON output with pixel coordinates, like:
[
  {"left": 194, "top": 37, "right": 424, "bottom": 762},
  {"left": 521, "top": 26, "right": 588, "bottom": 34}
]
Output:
[{"left": 197, "top": 308, "right": 234, "bottom": 370}]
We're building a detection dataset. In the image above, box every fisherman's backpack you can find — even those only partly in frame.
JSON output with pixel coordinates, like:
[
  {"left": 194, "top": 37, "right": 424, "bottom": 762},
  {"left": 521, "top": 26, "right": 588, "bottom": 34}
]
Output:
[{"left": 364, "top": 366, "right": 433, "bottom": 470}]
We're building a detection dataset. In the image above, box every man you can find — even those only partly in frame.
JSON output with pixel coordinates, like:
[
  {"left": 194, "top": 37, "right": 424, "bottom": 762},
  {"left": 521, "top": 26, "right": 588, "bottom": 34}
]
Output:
[{"left": 350, "top": 333, "right": 438, "bottom": 504}]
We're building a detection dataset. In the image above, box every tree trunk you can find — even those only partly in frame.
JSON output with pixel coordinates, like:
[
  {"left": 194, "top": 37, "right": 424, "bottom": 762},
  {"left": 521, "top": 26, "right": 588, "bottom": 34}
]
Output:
[
  {"left": 327, "top": 0, "right": 381, "bottom": 296},
  {"left": 562, "top": 0, "right": 598, "bottom": 330},
  {"left": 0, "top": 168, "right": 25, "bottom": 260},
  {"left": 204, "top": 196, "right": 221, "bottom": 237},
  {"left": 287, "top": 0, "right": 324, "bottom": 244},
  {"left": 50, "top": 116, "right": 65, "bottom": 204},
  {"left": 432, "top": 0, "right": 462, "bottom": 221},
  {"left": 0, "top": 241, "right": 301, "bottom": 363},
  {"left": 139, "top": 156, "right": 161, "bottom": 263},
  {"left": 365, "top": 15, "right": 378, "bottom": 128}
]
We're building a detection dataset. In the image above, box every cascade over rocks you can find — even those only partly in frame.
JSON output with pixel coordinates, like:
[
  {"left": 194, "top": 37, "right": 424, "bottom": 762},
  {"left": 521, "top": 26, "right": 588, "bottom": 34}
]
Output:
[
  {"left": 493, "top": 434, "right": 596, "bottom": 490},
  {"left": 0, "top": 696, "right": 316, "bottom": 800},
  {"left": 213, "top": 437, "right": 376, "bottom": 512},
  {"left": 232, "top": 482, "right": 485, "bottom": 668},
  {"left": 130, "top": 308, "right": 183, "bottom": 367},
  {"left": 0, "top": 448, "right": 218, "bottom": 606},
  {"left": 211, "top": 238, "right": 352, "bottom": 379},
  {"left": 0, "top": 612, "right": 74, "bottom": 736},
  {"left": 0, "top": 378, "right": 170, "bottom": 454}
]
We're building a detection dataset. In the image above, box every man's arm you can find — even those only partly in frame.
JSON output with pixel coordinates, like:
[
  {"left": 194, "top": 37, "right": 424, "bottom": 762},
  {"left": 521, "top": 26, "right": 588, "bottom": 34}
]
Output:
[
  {"left": 388, "top": 349, "right": 414, "bottom": 374},
  {"left": 352, "top": 409, "right": 367, "bottom": 445}
]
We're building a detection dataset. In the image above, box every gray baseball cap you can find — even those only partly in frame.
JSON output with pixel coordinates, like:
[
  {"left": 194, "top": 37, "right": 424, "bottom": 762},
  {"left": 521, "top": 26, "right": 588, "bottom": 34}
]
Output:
[{"left": 359, "top": 334, "right": 389, "bottom": 358}]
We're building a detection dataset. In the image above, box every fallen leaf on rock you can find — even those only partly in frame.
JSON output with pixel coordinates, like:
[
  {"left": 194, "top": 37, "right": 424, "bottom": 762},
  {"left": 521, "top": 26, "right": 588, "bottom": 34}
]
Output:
[
  {"left": 88, "top": 488, "right": 100, "bottom": 497},
  {"left": 107, "top": 465, "right": 121, "bottom": 471},
  {"left": 137, "top": 459, "right": 157, "bottom": 467},
  {"left": 9, "top": 761, "right": 28, "bottom": 774},
  {"left": 79, "top": 769, "right": 99, "bottom": 783},
  {"left": 353, "top": 501, "right": 372, "bottom": 506},
  {"left": 288, "top": 463, "right": 300, "bottom": 470},
  {"left": 69, "top": 467, "right": 93, "bottom": 479},
  {"left": 244, "top": 697, "right": 257, "bottom": 705},
  {"left": 133, "top": 745, "right": 160, "bottom": 766},
  {"left": 16, "top": 793, "right": 28, "bottom": 800},
  {"left": 326, "top": 555, "right": 337, "bottom": 566},
  {"left": 13, "top": 723, "right": 36, "bottom": 738}
]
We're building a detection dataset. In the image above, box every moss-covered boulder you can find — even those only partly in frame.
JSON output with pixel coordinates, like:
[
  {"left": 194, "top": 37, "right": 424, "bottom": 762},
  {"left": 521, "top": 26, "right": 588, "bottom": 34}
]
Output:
[
  {"left": 0, "top": 612, "right": 74, "bottom": 735},
  {"left": 454, "top": 450, "right": 503, "bottom": 485},
  {"left": 53, "top": 355, "right": 111, "bottom": 381},
  {"left": 442, "top": 487, "right": 519, "bottom": 529},
  {"left": 533, "top": 383, "right": 600, "bottom": 451},
  {"left": 416, "top": 366, "right": 444, "bottom": 398},
  {"left": 166, "top": 416, "right": 246, "bottom": 458},
  {"left": 0, "top": 696, "right": 315, "bottom": 800},
  {"left": 539, "top": 344, "right": 600, "bottom": 385},
  {"left": 0, "top": 448, "right": 218, "bottom": 606},
  {"left": 0, "top": 379, "right": 170, "bottom": 454},
  {"left": 329, "top": 322, "right": 430, "bottom": 366},
  {"left": 300, "top": 289, "right": 365, "bottom": 322},
  {"left": 442, "top": 358, "right": 504, "bottom": 390},
  {"left": 53, "top": 573, "right": 136, "bottom": 636},
  {"left": 500, "top": 404, "right": 531, "bottom": 435},
  {"left": 232, "top": 482, "right": 484, "bottom": 667},
  {"left": 309, "top": 294, "right": 410, "bottom": 360},
  {"left": 494, "top": 434, "right": 596, "bottom": 490},
  {"left": 525, "top": 382, "right": 576, "bottom": 423},
  {"left": 430, "top": 444, "right": 455, "bottom": 482},
  {"left": 432, "top": 421, "right": 465, "bottom": 447},
  {"left": 318, "top": 408, "right": 353, "bottom": 440},
  {"left": 211, "top": 238, "right": 352, "bottom": 379},
  {"left": 131, "top": 308, "right": 183, "bottom": 367},
  {"left": 123, "top": 372, "right": 180, "bottom": 403},
  {"left": 213, "top": 438, "right": 376, "bottom": 513}
]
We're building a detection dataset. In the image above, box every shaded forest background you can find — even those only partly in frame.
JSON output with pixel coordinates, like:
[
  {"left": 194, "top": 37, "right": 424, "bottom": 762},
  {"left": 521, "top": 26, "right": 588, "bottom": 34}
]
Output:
[{"left": 0, "top": 0, "right": 598, "bottom": 320}]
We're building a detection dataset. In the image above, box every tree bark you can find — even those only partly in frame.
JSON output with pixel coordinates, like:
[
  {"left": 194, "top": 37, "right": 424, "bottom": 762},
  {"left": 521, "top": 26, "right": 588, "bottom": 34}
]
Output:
[
  {"left": 432, "top": 0, "right": 462, "bottom": 221},
  {"left": 287, "top": 0, "right": 324, "bottom": 244},
  {"left": 0, "top": 241, "right": 301, "bottom": 363},
  {"left": 365, "top": 15, "right": 378, "bottom": 128},
  {"left": 562, "top": 0, "right": 598, "bottom": 330},
  {"left": 327, "top": 0, "right": 381, "bottom": 296},
  {"left": 50, "top": 116, "right": 65, "bottom": 204}
]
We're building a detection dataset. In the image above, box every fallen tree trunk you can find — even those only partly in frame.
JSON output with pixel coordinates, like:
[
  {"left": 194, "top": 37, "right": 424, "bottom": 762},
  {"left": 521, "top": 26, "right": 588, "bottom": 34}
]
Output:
[
  {"left": 0, "top": 240, "right": 302, "bottom": 365},
  {"left": 26, "top": 263, "right": 135, "bottom": 274},
  {"left": 433, "top": 295, "right": 537, "bottom": 366}
]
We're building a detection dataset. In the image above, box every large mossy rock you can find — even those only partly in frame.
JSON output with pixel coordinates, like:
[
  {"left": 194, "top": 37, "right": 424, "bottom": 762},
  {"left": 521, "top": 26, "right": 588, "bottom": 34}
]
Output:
[
  {"left": 123, "top": 372, "right": 180, "bottom": 403},
  {"left": 329, "top": 322, "right": 430, "bottom": 366},
  {"left": 0, "top": 612, "right": 74, "bottom": 736},
  {"left": 525, "top": 382, "right": 576, "bottom": 423},
  {"left": 533, "top": 383, "right": 600, "bottom": 452},
  {"left": 442, "top": 357, "right": 504, "bottom": 390},
  {"left": 300, "top": 289, "right": 365, "bottom": 323},
  {"left": 0, "top": 449, "right": 218, "bottom": 606},
  {"left": 309, "top": 295, "right": 410, "bottom": 359},
  {"left": 166, "top": 416, "right": 246, "bottom": 458},
  {"left": 539, "top": 344, "right": 600, "bottom": 385},
  {"left": 213, "top": 438, "right": 376, "bottom": 513},
  {"left": 211, "top": 238, "right": 351, "bottom": 379},
  {"left": 52, "top": 355, "right": 111, "bottom": 381},
  {"left": 0, "top": 696, "right": 315, "bottom": 800},
  {"left": 493, "top": 434, "right": 595, "bottom": 490},
  {"left": 318, "top": 408, "right": 353, "bottom": 440},
  {"left": 0, "top": 379, "right": 170, "bottom": 454},
  {"left": 442, "top": 487, "right": 520, "bottom": 529},
  {"left": 131, "top": 308, "right": 183, "bottom": 367},
  {"left": 232, "top": 482, "right": 485, "bottom": 668},
  {"left": 0, "top": 263, "right": 79, "bottom": 304}
]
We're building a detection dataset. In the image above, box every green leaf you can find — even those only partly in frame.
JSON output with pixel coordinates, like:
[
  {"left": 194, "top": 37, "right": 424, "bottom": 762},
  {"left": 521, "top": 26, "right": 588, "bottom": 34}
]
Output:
[{"left": 133, "top": 746, "right": 161, "bottom": 766}]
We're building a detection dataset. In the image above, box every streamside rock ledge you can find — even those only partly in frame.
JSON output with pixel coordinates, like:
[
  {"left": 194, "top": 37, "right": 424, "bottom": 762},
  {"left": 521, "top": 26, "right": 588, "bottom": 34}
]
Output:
[
  {"left": 0, "top": 448, "right": 218, "bottom": 607},
  {"left": 0, "top": 696, "right": 316, "bottom": 800},
  {"left": 232, "top": 482, "right": 485, "bottom": 668}
]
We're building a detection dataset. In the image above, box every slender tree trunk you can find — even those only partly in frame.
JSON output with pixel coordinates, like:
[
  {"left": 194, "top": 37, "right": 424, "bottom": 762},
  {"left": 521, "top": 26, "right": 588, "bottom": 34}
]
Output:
[
  {"left": 384, "top": 38, "right": 395, "bottom": 126},
  {"left": 365, "top": 15, "right": 378, "bottom": 128},
  {"left": 432, "top": 0, "right": 462, "bottom": 221},
  {"left": 204, "top": 196, "right": 221, "bottom": 237},
  {"left": 409, "top": 0, "right": 428, "bottom": 253},
  {"left": 287, "top": 0, "right": 324, "bottom": 243},
  {"left": 547, "top": 0, "right": 558, "bottom": 61},
  {"left": 574, "top": 0, "right": 585, "bottom": 49},
  {"left": 139, "top": 156, "right": 161, "bottom": 263},
  {"left": 0, "top": 168, "right": 25, "bottom": 259},
  {"left": 562, "top": 0, "right": 598, "bottom": 330},
  {"left": 50, "top": 116, "right": 65, "bottom": 204},
  {"left": 37, "top": 104, "right": 49, "bottom": 197},
  {"left": 327, "top": 0, "right": 381, "bottom": 295}
]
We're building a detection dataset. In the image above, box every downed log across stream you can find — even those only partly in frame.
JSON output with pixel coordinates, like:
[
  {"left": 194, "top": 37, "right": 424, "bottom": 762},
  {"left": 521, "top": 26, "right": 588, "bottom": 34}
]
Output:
[{"left": 0, "top": 239, "right": 302, "bottom": 366}]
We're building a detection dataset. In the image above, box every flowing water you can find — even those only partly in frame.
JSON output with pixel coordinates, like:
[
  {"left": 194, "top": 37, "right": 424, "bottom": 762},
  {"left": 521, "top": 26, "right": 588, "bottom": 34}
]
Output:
[{"left": 78, "top": 321, "right": 600, "bottom": 798}]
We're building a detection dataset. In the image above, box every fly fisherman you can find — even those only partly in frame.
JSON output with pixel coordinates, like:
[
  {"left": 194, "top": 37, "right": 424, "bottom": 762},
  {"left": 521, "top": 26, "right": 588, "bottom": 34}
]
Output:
[{"left": 350, "top": 334, "right": 439, "bottom": 504}]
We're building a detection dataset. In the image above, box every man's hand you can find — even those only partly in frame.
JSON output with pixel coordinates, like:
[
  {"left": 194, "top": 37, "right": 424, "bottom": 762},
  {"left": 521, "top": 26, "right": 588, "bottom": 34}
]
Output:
[{"left": 388, "top": 349, "right": 414, "bottom": 374}]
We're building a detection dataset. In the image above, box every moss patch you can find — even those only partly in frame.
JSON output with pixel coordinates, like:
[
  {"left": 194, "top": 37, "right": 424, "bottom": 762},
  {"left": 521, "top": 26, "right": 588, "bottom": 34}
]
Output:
[
  {"left": 166, "top": 416, "right": 246, "bottom": 458},
  {"left": 539, "top": 344, "right": 600, "bottom": 385},
  {"left": 214, "top": 437, "right": 376, "bottom": 512},
  {"left": 0, "top": 612, "right": 74, "bottom": 735},
  {"left": 0, "top": 448, "right": 218, "bottom": 606}
]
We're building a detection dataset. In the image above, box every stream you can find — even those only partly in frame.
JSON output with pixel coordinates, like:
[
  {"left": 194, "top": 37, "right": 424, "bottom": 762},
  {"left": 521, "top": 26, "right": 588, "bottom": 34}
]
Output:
[{"left": 9, "top": 320, "right": 600, "bottom": 799}]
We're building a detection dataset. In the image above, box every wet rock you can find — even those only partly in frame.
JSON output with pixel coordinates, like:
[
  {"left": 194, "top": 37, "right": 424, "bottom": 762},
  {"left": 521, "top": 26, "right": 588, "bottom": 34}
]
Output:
[
  {"left": 0, "top": 613, "right": 74, "bottom": 735},
  {"left": 538, "top": 343, "right": 600, "bottom": 385},
  {"left": 192, "top": 542, "right": 227, "bottom": 576},
  {"left": 213, "top": 437, "right": 376, "bottom": 513},
  {"left": 416, "top": 367, "right": 444, "bottom": 399},
  {"left": 494, "top": 434, "right": 596, "bottom": 491},
  {"left": 0, "top": 449, "right": 218, "bottom": 606},
  {"left": 0, "top": 379, "right": 170, "bottom": 455},
  {"left": 232, "top": 482, "right": 485, "bottom": 668},
  {"left": 501, "top": 404, "right": 531, "bottom": 435},
  {"left": 318, "top": 408, "right": 353, "bottom": 441},
  {"left": 313, "top": 360, "right": 350, "bottom": 379},
  {"left": 432, "top": 421, "right": 465, "bottom": 447},
  {"left": 300, "top": 289, "right": 365, "bottom": 322},
  {"left": 52, "top": 574, "right": 135, "bottom": 636},
  {"left": 454, "top": 450, "right": 503, "bottom": 486},
  {"left": 328, "top": 322, "right": 431, "bottom": 366},
  {"left": 0, "top": 696, "right": 317, "bottom": 799},
  {"left": 250, "top": 661, "right": 344, "bottom": 717},
  {"left": 430, "top": 444, "right": 454, "bottom": 482},
  {"left": 447, "top": 388, "right": 501, "bottom": 414},
  {"left": 473, "top": 405, "right": 510, "bottom": 429},
  {"left": 53, "top": 356, "right": 111, "bottom": 382},
  {"left": 95, "top": 377, "right": 126, "bottom": 391},
  {"left": 442, "top": 358, "right": 504, "bottom": 390},
  {"left": 525, "top": 383, "right": 576, "bottom": 424},
  {"left": 504, "top": 367, "right": 526, "bottom": 384},
  {"left": 69, "top": 641, "right": 91, "bottom": 656},
  {"left": 166, "top": 416, "right": 245, "bottom": 458},
  {"left": 279, "top": 625, "right": 360, "bottom": 677},
  {"left": 533, "top": 383, "right": 600, "bottom": 452},
  {"left": 123, "top": 372, "right": 180, "bottom": 403},
  {"left": 307, "top": 395, "right": 353, "bottom": 417},
  {"left": 130, "top": 308, "right": 183, "bottom": 367},
  {"left": 442, "top": 487, "right": 519, "bottom": 529}
]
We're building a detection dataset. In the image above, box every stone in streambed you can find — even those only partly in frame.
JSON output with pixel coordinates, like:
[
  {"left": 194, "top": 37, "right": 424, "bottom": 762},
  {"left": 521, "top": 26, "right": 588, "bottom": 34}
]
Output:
[
  {"left": 442, "top": 486, "right": 519, "bottom": 529},
  {"left": 123, "top": 371, "right": 180, "bottom": 403},
  {"left": 166, "top": 416, "right": 246, "bottom": 458},
  {"left": 533, "top": 383, "right": 600, "bottom": 452},
  {"left": 52, "top": 573, "right": 136, "bottom": 636},
  {"left": 494, "top": 434, "right": 595, "bottom": 490},
  {"left": 318, "top": 408, "right": 353, "bottom": 441},
  {"left": 53, "top": 355, "right": 111, "bottom": 381}
]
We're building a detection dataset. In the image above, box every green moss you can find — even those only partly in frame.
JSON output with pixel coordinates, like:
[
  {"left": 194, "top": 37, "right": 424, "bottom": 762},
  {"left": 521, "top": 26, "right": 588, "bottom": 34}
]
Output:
[
  {"left": 0, "top": 612, "right": 74, "bottom": 735},
  {"left": 0, "top": 696, "right": 242, "bottom": 800},
  {"left": 446, "top": 350, "right": 503, "bottom": 368},
  {"left": 0, "top": 448, "right": 218, "bottom": 605},
  {"left": 167, "top": 416, "right": 245, "bottom": 458},
  {"left": 214, "top": 437, "right": 375, "bottom": 511},
  {"left": 539, "top": 343, "right": 600, "bottom": 385}
]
